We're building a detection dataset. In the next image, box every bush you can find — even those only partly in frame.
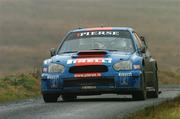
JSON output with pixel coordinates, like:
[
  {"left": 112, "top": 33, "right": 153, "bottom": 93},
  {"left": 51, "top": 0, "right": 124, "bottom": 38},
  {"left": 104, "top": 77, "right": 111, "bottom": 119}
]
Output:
[{"left": 0, "top": 74, "right": 40, "bottom": 102}]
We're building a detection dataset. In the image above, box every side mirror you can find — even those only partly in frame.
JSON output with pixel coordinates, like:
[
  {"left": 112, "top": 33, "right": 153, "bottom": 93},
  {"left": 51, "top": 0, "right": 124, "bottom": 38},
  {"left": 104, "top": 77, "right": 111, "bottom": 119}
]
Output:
[
  {"left": 50, "top": 48, "right": 56, "bottom": 57},
  {"left": 140, "top": 36, "right": 148, "bottom": 48},
  {"left": 140, "top": 36, "right": 145, "bottom": 41},
  {"left": 140, "top": 45, "right": 146, "bottom": 53}
]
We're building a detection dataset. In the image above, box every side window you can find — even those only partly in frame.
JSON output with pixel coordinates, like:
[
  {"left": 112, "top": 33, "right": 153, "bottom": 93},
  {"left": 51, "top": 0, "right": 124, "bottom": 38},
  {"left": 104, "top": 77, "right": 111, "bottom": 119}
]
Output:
[{"left": 134, "top": 32, "right": 143, "bottom": 48}]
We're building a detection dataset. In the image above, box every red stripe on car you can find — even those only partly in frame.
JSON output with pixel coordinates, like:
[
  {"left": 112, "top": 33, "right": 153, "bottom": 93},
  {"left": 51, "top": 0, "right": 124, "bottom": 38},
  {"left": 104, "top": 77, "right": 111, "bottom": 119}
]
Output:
[{"left": 86, "top": 27, "right": 112, "bottom": 31}]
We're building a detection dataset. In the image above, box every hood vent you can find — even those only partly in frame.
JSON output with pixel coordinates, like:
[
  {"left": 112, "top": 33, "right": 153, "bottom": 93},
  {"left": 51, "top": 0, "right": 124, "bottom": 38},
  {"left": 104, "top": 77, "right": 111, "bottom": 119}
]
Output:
[{"left": 77, "top": 50, "right": 107, "bottom": 58}]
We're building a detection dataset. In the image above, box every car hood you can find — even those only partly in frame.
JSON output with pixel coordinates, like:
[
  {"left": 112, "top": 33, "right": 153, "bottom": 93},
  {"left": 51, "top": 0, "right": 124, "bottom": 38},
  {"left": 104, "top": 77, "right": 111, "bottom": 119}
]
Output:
[{"left": 45, "top": 51, "right": 133, "bottom": 66}]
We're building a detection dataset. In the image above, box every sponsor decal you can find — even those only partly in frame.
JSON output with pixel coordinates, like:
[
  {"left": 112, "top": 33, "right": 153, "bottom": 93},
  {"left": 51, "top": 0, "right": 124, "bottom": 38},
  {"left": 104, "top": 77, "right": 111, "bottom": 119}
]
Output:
[
  {"left": 119, "top": 73, "right": 132, "bottom": 77},
  {"left": 74, "top": 73, "right": 101, "bottom": 78},
  {"left": 50, "top": 79, "right": 58, "bottom": 88},
  {"left": 47, "top": 75, "right": 59, "bottom": 80},
  {"left": 67, "top": 58, "right": 112, "bottom": 66},
  {"left": 120, "top": 77, "right": 128, "bottom": 85},
  {"left": 47, "top": 75, "right": 59, "bottom": 88},
  {"left": 81, "top": 86, "right": 96, "bottom": 90},
  {"left": 77, "top": 31, "right": 121, "bottom": 37}
]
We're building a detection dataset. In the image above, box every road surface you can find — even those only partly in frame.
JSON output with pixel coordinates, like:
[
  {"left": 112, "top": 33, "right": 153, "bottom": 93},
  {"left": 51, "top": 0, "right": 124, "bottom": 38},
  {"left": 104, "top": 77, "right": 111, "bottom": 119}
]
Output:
[{"left": 0, "top": 87, "right": 180, "bottom": 119}]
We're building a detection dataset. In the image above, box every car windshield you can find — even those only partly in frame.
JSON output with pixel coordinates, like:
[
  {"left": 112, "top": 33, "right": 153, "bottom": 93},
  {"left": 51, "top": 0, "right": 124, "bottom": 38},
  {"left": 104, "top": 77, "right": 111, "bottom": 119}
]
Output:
[{"left": 58, "top": 30, "right": 135, "bottom": 53}]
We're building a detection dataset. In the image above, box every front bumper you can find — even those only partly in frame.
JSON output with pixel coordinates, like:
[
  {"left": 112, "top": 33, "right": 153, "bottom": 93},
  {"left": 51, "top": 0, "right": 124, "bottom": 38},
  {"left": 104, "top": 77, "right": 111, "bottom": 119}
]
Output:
[{"left": 41, "top": 70, "right": 143, "bottom": 95}]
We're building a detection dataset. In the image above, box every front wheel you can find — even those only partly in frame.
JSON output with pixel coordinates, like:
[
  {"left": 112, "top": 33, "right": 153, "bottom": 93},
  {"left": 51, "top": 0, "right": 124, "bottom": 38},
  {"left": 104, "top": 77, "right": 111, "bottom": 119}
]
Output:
[
  {"left": 147, "top": 70, "right": 159, "bottom": 98},
  {"left": 42, "top": 94, "right": 59, "bottom": 103}
]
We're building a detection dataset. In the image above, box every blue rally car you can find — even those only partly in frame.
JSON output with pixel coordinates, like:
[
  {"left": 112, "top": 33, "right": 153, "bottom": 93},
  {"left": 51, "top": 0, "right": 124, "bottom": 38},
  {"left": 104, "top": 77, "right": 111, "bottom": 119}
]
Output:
[{"left": 41, "top": 27, "right": 159, "bottom": 102}]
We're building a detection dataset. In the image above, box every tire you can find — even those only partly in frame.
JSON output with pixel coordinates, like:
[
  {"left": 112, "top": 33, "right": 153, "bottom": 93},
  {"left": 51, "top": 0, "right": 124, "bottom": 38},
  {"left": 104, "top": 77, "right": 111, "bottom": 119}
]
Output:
[
  {"left": 147, "top": 70, "right": 159, "bottom": 98},
  {"left": 62, "top": 95, "right": 77, "bottom": 101},
  {"left": 43, "top": 94, "right": 59, "bottom": 103},
  {"left": 132, "top": 72, "right": 147, "bottom": 101}
]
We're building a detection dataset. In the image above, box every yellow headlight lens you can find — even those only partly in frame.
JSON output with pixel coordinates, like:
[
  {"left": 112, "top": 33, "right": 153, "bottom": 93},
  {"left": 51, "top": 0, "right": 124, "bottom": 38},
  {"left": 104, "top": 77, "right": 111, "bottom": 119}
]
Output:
[
  {"left": 113, "top": 61, "right": 132, "bottom": 71},
  {"left": 48, "top": 64, "right": 64, "bottom": 73}
]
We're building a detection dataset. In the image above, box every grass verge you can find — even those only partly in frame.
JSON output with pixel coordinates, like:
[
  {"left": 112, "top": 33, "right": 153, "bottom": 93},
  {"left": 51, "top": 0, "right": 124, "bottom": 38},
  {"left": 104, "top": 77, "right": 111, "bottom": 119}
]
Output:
[
  {"left": 124, "top": 96, "right": 180, "bottom": 119},
  {"left": 0, "top": 74, "right": 40, "bottom": 103}
]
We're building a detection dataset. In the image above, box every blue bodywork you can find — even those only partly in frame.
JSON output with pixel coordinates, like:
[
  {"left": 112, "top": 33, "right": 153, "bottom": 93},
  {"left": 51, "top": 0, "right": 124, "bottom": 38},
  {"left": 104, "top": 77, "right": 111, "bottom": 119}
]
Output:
[{"left": 41, "top": 27, "right": 145, "bottom": 95}]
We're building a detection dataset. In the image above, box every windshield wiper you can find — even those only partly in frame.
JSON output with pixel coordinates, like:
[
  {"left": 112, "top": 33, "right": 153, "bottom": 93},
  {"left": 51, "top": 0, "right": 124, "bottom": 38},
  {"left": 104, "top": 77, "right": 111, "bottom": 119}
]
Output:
[
  {"left": 90, "top": 49, "right": 118, "bottom": 51},
  {"left": 90, "top": 48, "right": 107, "bottom": 51},
  {"left": 60, "top": 51, "right": 77, "bottom": 54},
  {"left": 107, "top": 50, "right": 118, "bottom": 51}
]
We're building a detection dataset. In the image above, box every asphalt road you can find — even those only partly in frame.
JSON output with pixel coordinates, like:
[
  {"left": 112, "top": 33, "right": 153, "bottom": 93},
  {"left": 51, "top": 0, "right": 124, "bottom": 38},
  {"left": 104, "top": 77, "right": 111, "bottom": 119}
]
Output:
[{"left": 0, "top": 87, "right": 180, "bottom": 119}]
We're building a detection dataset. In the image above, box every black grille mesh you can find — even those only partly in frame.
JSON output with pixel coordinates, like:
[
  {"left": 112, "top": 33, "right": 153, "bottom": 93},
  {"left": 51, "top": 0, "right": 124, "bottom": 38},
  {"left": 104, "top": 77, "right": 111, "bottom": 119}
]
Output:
[
  {"left": 69, "top": 65, "right": 108, "bottom": 73},
  {"left": 63, "top": 77, "right": 114, "bottom": 87}
]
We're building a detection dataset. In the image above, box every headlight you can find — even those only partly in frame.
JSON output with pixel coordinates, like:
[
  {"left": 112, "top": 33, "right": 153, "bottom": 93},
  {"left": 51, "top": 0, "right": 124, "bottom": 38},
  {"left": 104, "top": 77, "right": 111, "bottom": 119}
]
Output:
[
  {"left": 113, "top": 61, "right": 132, "bottom": 71},
  {"left": 48, "top": 64, "right": 64, "bottom": 73}
]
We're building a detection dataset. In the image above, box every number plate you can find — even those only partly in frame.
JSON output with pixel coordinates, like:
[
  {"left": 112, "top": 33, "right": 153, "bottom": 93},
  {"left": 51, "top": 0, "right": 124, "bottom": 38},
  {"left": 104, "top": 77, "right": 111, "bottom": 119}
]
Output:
[{"left": 81, "top": 86, "right": 96, "bottom": 90}]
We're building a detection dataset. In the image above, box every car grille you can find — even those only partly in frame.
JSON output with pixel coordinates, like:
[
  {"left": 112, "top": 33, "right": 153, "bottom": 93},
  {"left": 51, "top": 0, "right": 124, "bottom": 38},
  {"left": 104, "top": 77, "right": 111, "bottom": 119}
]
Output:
[
  {"left": 69, "top": 65, "right": 108, "bottom": 73},
  {"left": 63, "top": 77, "right": 114, "bottom": 87}
]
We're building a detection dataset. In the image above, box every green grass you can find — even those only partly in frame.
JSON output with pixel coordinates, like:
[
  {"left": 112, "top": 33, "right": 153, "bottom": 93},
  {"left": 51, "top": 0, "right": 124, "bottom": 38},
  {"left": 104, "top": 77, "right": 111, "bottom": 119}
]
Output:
[
  {"left": 0, "top": 74, "right": 40, "bottom": 103},
  {"left": 124, "top": 96, "right": 180, "bottom": 119}
]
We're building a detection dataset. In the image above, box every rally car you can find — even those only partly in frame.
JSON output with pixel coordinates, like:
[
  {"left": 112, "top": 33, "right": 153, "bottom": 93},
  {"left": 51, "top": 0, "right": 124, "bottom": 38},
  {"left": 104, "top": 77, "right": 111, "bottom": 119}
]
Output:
[{"left": 41, "top": 27, "right": 159, "bottom": 102}]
